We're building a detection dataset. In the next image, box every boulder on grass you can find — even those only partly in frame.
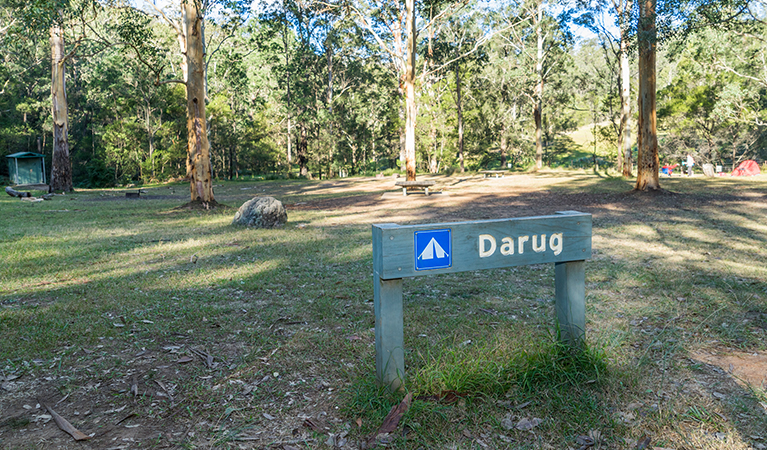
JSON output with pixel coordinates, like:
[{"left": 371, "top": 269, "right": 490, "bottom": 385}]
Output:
[{"left": 232, "top": 196, "right": 287, "bottom": 228}]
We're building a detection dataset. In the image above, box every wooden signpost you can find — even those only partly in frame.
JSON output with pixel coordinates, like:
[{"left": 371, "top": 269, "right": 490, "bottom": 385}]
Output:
[{"left": 372, "top": 211, "right": 592, "bottom": 391}]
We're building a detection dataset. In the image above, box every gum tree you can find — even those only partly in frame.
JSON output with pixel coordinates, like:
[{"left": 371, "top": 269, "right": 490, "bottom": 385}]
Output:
[
  {"left": 634, "top": 0, "right": 750, "bottom": 190},
  {"left": 4, "top": 0, "right": 100, "bottom": 192},
  {"left": 344, "top": 0, "right": 494, "bottom": 180},
  {"left": 580, "top": 0, "right": 750, "bottom": 189},
  {"left": 498, "top": 0, "right": 572, "bottom": 170},
  {"left": 578, "top": 0, "right": 634, "bottom": 176},
  {"left": 129, "top": 0, "right": 248, "bottom": 205}
]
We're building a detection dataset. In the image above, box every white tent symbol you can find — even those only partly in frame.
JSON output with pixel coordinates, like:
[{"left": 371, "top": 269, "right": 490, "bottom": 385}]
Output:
[{"left": 418, "top": 238, "right": 449, "bottom": 260}]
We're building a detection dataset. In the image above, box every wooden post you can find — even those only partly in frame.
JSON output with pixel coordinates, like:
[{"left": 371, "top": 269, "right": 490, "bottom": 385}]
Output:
[
  {"left": 374, "top": 276, "right": 404, "bottom": 391},
  {"left": 555, "top": 260, "right": 586, "bottom": 348},
  {"left": 373, "top": 223, "right": 405, "bottom": 391}
]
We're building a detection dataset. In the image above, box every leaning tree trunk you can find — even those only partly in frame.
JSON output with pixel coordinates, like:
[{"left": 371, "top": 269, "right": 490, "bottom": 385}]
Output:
[
  {"left": 403, "top": 0, "right": 417, "bottom": 181},
  {"left": 635, "top": 0, "right": 660, "bottom": 191},
  {"left": 183, "top": 0, "right": 215, "bottom": 203},
  {"left": 533, "top": 0, "right": 544, "bottom": 170},
  {"left": 49, "top": 24, "right": 73, "bottom": 193}
]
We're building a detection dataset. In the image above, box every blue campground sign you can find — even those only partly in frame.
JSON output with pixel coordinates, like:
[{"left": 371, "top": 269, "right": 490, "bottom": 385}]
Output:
[
  {"left": 372, "top": 211, "right": 592, "bottom": 391},
  {"left": 414, "top": 228, "right": 451, "bottom": 270}
]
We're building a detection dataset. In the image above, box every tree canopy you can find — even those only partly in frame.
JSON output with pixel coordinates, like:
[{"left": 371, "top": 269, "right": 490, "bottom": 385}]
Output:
[{"left": 1, "top": 0, "right": 765, "bottom": 188}]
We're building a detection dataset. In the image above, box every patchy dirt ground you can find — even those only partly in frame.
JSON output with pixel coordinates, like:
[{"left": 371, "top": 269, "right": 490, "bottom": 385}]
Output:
[{"left": 2, "top": 172, "right": 767, "bottom": 449}]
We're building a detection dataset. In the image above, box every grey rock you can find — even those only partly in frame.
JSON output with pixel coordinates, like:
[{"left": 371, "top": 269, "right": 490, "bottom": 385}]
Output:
[{"left": 232, "top": 196, "right": 287, "bottom": 228}]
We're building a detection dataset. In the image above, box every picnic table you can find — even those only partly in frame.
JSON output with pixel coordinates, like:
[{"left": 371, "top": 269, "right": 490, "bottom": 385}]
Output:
[
  {"left": 480, "top": 170, "right": 509, "bottom": 178},
  {"left": 394, "top": 180, "right": 435, "bottom": 196},
  {"left": 125, "top": 189, "right": 147, "bottom": 198}
]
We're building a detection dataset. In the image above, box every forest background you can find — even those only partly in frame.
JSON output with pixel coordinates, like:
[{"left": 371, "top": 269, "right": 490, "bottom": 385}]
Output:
[{"left": 2, "top": 0, "right": 767, "bottom": 188}]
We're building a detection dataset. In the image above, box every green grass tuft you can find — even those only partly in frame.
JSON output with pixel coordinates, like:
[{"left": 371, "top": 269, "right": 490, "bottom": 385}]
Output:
[{"left": 511, "top": 337, "right": 608, "bottom": 392}]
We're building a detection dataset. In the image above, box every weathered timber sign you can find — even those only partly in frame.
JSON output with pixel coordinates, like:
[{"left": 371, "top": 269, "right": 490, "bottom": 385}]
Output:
[{"left": 372, "top": 211, "right": 592, "bottom": 391}]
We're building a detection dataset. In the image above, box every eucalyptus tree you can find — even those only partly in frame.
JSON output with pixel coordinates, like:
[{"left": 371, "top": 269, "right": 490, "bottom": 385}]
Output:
[
  {"left": 3, "top": 0, "right": 108, "bottom": 192},
  {"left": 635, "top": 0, "right": 750, "bottom": 190},
  {"left": 342, "top": 0, "right": 505, "bottom": 180},
  {"left": 496, "top": 0, "right": 572, "bottom": 170},
  {"left": 128, "top": 0, "right": 249, "bottom": 205},
  {"left": 475, "top": 25, "right": 531, "bottom": 169},
  {"left": 432, "top": 13, "right": 488, "bottom": 172},
  {"left": 259, "top": 0, "right": 342, "bottom": 177},
  {"left": 577, "top": 0, "right": 750, "bottom": 188},
  {"left": 577, "top": 0, "right": 634, "bottom": 176}
]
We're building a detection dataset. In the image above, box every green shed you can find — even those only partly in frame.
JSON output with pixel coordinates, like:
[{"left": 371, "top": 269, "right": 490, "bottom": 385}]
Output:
[{"left": 6, "top": 152, "right": 47, "bottom": 185}]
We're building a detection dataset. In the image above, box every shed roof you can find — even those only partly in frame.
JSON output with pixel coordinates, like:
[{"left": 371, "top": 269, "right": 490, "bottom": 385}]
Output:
[{"left": 6, "top": 152, "right": 45, "bottom": 159}]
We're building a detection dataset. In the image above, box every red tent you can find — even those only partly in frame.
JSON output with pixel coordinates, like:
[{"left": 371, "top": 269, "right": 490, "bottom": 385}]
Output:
[{"left": 731, "top": 160, "right": 761, "bottom": 176}]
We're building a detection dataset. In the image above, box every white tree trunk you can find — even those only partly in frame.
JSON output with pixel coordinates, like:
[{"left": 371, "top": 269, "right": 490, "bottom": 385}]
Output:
[{"left": 618, "top": 0, "right": 633, "bottom": 177}]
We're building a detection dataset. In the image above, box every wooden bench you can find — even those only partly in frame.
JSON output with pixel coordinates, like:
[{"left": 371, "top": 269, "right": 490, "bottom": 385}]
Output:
[
  {"left": 480, "top": 170, "right": 509, "bottom": 178},
  {"left": 394, "top": 180, "right": 435, "bottom": 196}
]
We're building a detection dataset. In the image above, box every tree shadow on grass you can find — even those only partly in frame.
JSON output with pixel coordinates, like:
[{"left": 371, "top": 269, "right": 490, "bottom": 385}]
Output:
[{"left": 1, "top": 174, "right": 766, "bottom": 448}]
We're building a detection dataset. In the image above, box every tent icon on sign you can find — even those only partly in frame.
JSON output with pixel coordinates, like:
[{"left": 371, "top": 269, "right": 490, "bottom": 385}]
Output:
[
  {"left": 414, "top": 228, "right": 452, "bottom": 271},
  {"left": 418, "top": 238, "right": 448, "bottom": 260}
]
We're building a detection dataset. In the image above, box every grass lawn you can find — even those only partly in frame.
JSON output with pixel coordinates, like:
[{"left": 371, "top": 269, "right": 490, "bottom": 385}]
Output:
[{"left": 1, "top": 170, "right": 766, "bottom": 449}]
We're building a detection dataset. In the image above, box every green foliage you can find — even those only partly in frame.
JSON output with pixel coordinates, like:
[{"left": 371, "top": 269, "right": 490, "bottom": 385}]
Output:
[
  {"left": 656, "top": 28, "right": 767, "bottom": 166},
  {"left": 1, "top": 0, "right": 765, "bottom": 184}
]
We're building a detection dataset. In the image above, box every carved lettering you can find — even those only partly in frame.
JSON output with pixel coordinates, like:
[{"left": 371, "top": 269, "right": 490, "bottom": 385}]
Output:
[
  {"left": 500, "top": 237, "right": 514, "bottom": 255},
  {"left": 477, "top": 233, "right": 565, "bottom": 258},
  {"left": 479, "top": 234, "right": 496, "bottom": 258},
  {"left": 517, "top": 235, "right": 529, "bottom": 254},
  {"left": 550, "top": 233, "right": 563, "bottom": 256}
]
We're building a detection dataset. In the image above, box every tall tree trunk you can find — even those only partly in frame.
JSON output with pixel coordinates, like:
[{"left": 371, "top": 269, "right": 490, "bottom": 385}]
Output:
[
  {"left": 326, "top": 40, "right": 334, "bottom": 176},
  {"left": 298, "top": 122, "right": 308, "bottom": 176},
  {"left": 184, "top": 0, "right": 215, "bottom": 203},
  {"left": 229, "top": 114, "right": 236, "bottom": 180},
  {"left": 429, "top": 124, "right": 438, "bottom": 173},
  {"left": 398, "top": 123, "right": 406, "bottom": 172},
  {"left": 149, "top": 136, "right": 155, "bottom": 178},
  {"left": 534, "top": 0, "right": 544, "bottom": 170},
  {"left": 455, "top": 64, "right": 465, "bottom": 173},
  {"left": 146, "top": 104, "right": 156, "bottom": 179},
  {"left": 635, "top": 0, "right": 660, "bottom": 191},
  {"left": 284, "top": 9, "right": 292, "bottom": 166},
  {"left": 618, "top": 0, "right": 633, "bottom": 177},
  {"left": 49, "top": 24, "right": 73, "bottom": 192},
  {"left": 404, "top": 0, "right": 417, "bottom": 181},
  {"left": 500, "top": 123, "right": 508, "bottom": 168}
]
